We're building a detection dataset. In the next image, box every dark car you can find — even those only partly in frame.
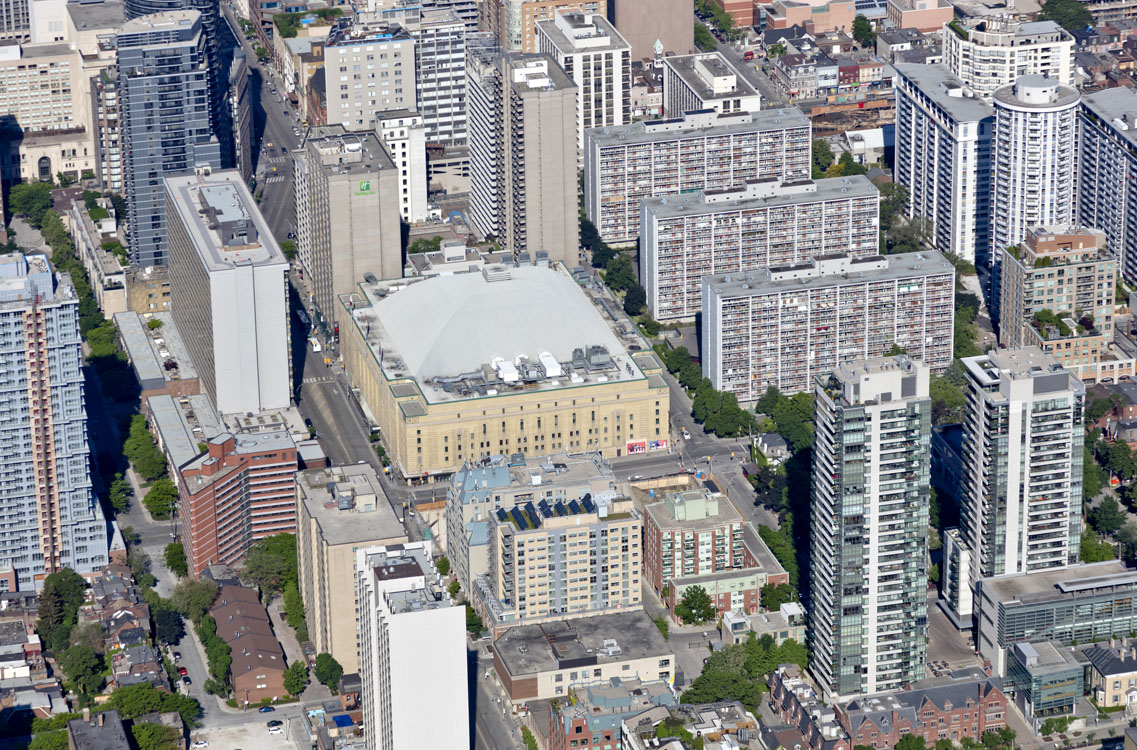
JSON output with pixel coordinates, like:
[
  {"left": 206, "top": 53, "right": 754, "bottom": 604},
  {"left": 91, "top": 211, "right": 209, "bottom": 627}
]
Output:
[
  {"left": 267, "top": 720, "right": 283, "bottom": 728},
  {"left": 173, "top": 652, "right": 181, "bottom": 661},
  {"left": 259, "top": 706, "right": 275, "bottom": 714},
  {"left": 182, "top": 676, "right": 191, "bottom": 685}
]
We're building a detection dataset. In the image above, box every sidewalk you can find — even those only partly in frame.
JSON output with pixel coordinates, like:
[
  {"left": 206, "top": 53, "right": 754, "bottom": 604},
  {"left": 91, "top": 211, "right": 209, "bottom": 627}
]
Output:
[{"left": 265, "top": 598, "right": 332, "bottom": 702}]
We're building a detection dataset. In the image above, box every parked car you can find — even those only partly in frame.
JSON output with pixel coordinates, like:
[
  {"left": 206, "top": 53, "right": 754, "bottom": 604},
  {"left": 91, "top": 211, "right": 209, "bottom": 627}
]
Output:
[
  {"left": 267, "top": 720, "right": 283, "bottom": 728},
  {"left": 173, "top": 652, "right": 181, "bottom": 661},
  {"left": 182, "top": 676, "right": 191, "bottom": 685},
  {"left": 178, "top": 667, "right": 188, "bottom": 676},
  {"left": 259, "top": 706, "right": 275, "bottom": 714},
  {"left": 192, "top": 742, "right": 208, "bottom": 749}
]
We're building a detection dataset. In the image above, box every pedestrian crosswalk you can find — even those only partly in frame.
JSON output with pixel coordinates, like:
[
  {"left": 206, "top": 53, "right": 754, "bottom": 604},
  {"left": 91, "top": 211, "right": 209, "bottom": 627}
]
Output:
[
  {"left": 303, "top": 376, "right": 336, "bottom": 385},
  {"left": 264, "top": 175, "right": 286, "bottom": 185}
]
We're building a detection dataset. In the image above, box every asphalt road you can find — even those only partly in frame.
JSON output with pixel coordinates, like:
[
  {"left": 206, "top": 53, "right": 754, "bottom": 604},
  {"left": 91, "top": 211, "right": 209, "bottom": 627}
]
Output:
[
  {"left": 223, "top": 5, "right": 299, "bottom": 241},
  {"left": 472, "top": 645, "right": 526, "bottom": 750}
]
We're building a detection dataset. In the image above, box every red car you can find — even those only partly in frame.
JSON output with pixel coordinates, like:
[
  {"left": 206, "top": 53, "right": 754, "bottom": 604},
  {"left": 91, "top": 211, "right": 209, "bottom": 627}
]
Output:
[{"left": 178, "top": 667, "right": 188, "bottom": 677}]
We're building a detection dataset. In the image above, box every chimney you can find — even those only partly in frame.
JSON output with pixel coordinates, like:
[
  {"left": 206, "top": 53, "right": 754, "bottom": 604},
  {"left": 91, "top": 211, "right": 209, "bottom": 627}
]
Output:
[
  {"left": 98, "top": 713, "right": 104, "bottom": 727},
  {"left": 81, "top": 708, "right": 90, "bottom": 722}
]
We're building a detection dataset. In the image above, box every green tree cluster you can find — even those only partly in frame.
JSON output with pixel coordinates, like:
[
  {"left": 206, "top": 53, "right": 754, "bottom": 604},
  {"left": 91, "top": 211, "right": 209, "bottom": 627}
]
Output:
[
  {"left": 407, "top": 235, "right": 443, "bottom": 254},
  {"left": 196, "top": 614, "right": 232, "bottom": 693},
  {"left": 436, "top": 556, "right": 451, "bottom": 576},
  {"left": 164, "top": 542, "right": 188, "bottom": 577},
  {"left": 131, "top": 722, "right": 183, "bottom": 750},
  {"left": 760, "top": 582, "right": 794, "bottom": 610},
  {"left": 674, "top": 586, "right": 716, "bottom": 625},
  {"left": 143, "top": 479, "right": 178, "bottom": 520},
  {"left": 755, "top": 386, "right": 814, "bottom": 453},
  {"left": 36, "top": 569, "right": 88, "bottom": 653},
  {"left": 124, "top": 415, "right": 168, "bottom": 482},
  {"left": 852, "top": 15, "right": 875, "bottom": 46},
  {"left": 108, "top": 473, "right": 132, "bottom": 513},
  {"left": 283, "top": 579, "right": 308, "bottom": 642},
  {"left": 466, "top": 604, "right": 484, "bottom": 634},
  {"left": 241, "top": 533, "right": 298, "bottom": 597},
  {"left": 954, "top": 293, "right": 982, "bottom": 359},
  {"left": 580, "top": 216, "right": 616, "bottom": 268},
  {"left": 658, "top": 346, "right": 754, "bottom": 438},
  {"left": 811, "top": 139, "right": 834, "bottom": 178},
  {"left": 106, "top": 683, "right": 202, "bottom": 727},
  {"left": 758, "top": 525, "right": 799, "bottom": 588},
  {"left": 1039, "top": 0, "right": 1093, "bottom": 31},
  {"left": 172, "top": 579, "right": 218, "bottom": 623},
  {"left": 680, "top": 634, "right": 808, "bottom": 711},
  {"left": 8, "top": 182, "right": 54, "bottom": 225},
  {"left": 603, "top": 252, "right": 635, "bottom": 292},
  {"left": 59, "top": 645, "right": 104, "bottom": 697},
  {"left": 314, "top": 653, "right": 344, "bottom": 692},
  {"left": 695, "top": 0, "right": 737, "bottom": 38},
  {"left": 694, "top": 23, "right": 716, "bottom": 50},
  {"left": 155, "top": 608, "right": 185, "bottom": 646},
  {"left": 284, "top": 660, "right": 309, "bottom": 696},
  {"left": 1090, "top": 495, "right": 1127, "bottom": 535},
  {"left": 522, "top": 727, "right": 539, "bottom": 750}
]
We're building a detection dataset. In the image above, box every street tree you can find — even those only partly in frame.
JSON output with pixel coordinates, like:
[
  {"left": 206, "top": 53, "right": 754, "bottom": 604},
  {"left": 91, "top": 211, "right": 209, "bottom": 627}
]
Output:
[
  {"left": 59, "top": 645, "right": 104, "bottom": 696},
  {"left": 284, "top": 660, "right": 309, "bottom": 696},
  {"left": 675, "top": 586, "right": 716, "bottom": 625},
  {"left": 314, "top": 653, "right": 343, "bottom": 692},
  {"left": 171, "top": 579, "right": 219, "bottom": 622}
]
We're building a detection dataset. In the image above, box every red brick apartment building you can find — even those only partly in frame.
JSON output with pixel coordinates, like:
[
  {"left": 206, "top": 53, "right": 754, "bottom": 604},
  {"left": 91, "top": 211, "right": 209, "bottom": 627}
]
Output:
[
  {"left": 177, "top": 433, "right": 297, "bottom": 577},
  {"left": 836, "top": 673, "right": 1008, "bottom": 748}
]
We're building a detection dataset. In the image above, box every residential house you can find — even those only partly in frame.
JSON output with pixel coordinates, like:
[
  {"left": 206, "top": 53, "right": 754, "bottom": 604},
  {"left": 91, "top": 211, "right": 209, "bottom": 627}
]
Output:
[
  {"left": 1085, "top": 640, "right": 1137, "bottom": 710},
  {"left": 835, "top": 672, "right": 1008, "bottom": 748}
]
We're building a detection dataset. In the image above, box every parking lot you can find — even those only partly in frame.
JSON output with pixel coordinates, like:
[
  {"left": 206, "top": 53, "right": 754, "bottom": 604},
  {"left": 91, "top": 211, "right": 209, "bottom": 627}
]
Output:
[{"left": 190, "top": 720, "right": 301, "bottom": 750}]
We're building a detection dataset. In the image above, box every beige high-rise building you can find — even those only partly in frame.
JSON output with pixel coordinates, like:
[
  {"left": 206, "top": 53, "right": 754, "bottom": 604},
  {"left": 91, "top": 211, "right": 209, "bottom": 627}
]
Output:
[
  {"left": 467, "top": 52, "right": 578, "bottom": 263},
  {"left": 536, "top": 11, "right": 630, "bottom": 156},
  {"left": 999, "top": 225, "right": 1131, "bottom": 382},
  {"left": 609, "top": 0, "right": 693, "bottom": 59},
  {"left": 482, "top": 493, "right": 642, "bottom": 635},
  {"left": 482, "top": 0, "right": 606, "bottom": 52},
  {"left": 322, "top": 19, "right": 417, "bottom": 131},
  {"left": 294, "top": 126, "right": 402, "bottom": 323},
  {"left": 296, "top": 465, "right": 408, "bottom": 675}
]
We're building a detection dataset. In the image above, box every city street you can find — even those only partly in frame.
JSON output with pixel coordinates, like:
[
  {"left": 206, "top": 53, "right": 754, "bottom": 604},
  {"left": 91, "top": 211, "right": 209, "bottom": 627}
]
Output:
[
  {"left": 222, "top": 5, "right": 299, "bottom": 241},
  {"left": 472, "top": 645, "right": 525, "bottom": 750}
]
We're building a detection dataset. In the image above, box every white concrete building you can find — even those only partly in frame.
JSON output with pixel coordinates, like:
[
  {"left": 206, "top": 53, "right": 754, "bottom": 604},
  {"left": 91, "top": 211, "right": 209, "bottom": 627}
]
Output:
[
  {"left": 990, "top": 76, "right": 1079, "bottom": 323},
  {"left": 954, "top": 348, "right": 1084, "bottom": 620},
  {"left": 640, "top": 176, "right": 880, "bottom": 321},
  {"left": 375, "top": 109, "right": 429, "bottom": 222},
  {"left": 662, "top": 52, "right": 760, "bottom": 116},
  {"left": 165, "top": 170, "right": 290, "bottom": 416},
  {"left": 810, "top": 356, "right": 931, "bottom": 699},
  {"left": 324, "top": 19, "right": 417, "bottom": 132},
  {"left": 701, "top": 252, "right": 955, "bottom": 399},
  {"left": 536, "top": 10, "right": 630, "bottom": 157},
  {"left": 583, "top": 108, "right": 811, "bottom": 245},
  {"left": 1079, "top": 87, "right": 1137, "bottom": 286},
  {"left": 405, "top": 8, "right": 467, "bottom": 145},
  {"left": 892, "top": 63, "right": 994, "bottom": 266},
  {"left": 942, "top": 18, "right": 1074, "bottom": 101},
  {"left": 356, "top": 543, "right": 468, "bottom": 750}
]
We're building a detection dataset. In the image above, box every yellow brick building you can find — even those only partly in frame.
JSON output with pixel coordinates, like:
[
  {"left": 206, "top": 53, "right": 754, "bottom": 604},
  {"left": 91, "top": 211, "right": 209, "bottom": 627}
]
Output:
[{"left": 338, "top": 264, "right": 671, "bottom": 480}]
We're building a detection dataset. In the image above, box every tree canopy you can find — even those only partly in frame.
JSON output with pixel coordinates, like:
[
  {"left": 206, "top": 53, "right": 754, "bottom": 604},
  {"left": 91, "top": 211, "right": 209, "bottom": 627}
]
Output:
[
  {"left": 36, "top": 568, "right": 88, "bottom": 653},
  {"left": 171, "top": 579, "right": 219, "bottom": 623},
  {"left": 241, "top": 533, "right": 298, "bottom": 596},
  {"left": 107, "top": 683, "right": 202, "bottom": 727},
  {"left": 314, "top": 653, "right": 344, "bottom": 692},
  {"left": 1039, "top": 0, "right": 1093, "bottom": 31},
  {"left": 675, "top": 586, "right": 716, "bottom": 625}
]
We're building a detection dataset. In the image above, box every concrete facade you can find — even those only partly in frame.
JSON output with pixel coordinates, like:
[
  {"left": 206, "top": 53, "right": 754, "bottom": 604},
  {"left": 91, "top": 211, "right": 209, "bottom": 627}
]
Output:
[
  {"left": 164, "top": 170, "right": 290, "bottom": 416},
  {"left": 482, "top": 0, "right": 606, "bottom": 52},
  {"left": 356, "top": 543, "right": 468, "bottom": 750},
  {"left": 892, "top": 63, "right": 993, "bottom": 266},
  {"left": 467, "top": 52, "right": 578, "bottom": 263},
  {"left": 957, "top": 348, "right": 1084, "bottom": 622},
  {"left": 609, "top": 0, "right": 693, "bottom": 59},
  {"left": 323, "top": 19, "right": 416, "bottom": 131},
  {"left": 702, "top": 252, "right": 955, "bottom": 399},
  {"left": 640, "top": 176, "right": 879, "bottom": 321},
  {"left": 942, "top": 18, "right": 1074, "bottom": 101},
  {"left": 1079, "top": 87, "right": 1137, "bottom": 287},
  {"left": 662, "top": 53, "right": 761, "bottom": 116},
  {"left": 337, "top": 265, "right": 671, "bottom": 479},
  {"left": 294, "top": 126, "right": 402, "bottom": 325},
  {"left": 536, "top": 11, "right": 630, "bottom": 156},
  {"left": 584, "top": 108, "right": 811, "bottom": 245},
  {"left": 296, "top": 465, "right": 408, "bottom": 675}
]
